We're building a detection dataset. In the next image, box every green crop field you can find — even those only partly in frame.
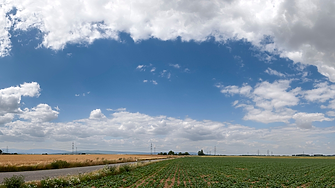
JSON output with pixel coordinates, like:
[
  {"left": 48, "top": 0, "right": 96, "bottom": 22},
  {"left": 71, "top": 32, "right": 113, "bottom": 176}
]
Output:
[{"left": 72, "top": 156, "right": 335, "bottom": 188}]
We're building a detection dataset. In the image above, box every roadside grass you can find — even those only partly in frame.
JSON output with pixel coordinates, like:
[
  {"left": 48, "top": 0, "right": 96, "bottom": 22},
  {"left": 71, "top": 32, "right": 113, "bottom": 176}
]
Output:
[
  {"left": 0, "top": 156, "right": 168, "bottom": 172},
  {"left": 1, "top": 161, "right": 156, "bottom": 188}
]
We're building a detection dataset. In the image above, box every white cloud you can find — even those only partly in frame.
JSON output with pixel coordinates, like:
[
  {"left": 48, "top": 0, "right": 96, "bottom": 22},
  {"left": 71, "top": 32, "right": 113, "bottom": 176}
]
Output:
[
  {"left": 265, "top": 68, "right": 286, "bottom": 77},
  {"left": 106, "top": 108, "right": 126, "bottom": 112},
  {"left": 0, "top": 82, "right": 40, "bottom": 115},
  {"left": 20, "top": 104, "right": 59, "bottom": 122},
  {"left": 304, "top": 82, "right": 335, "bottom": 103},
  {"left": 151, "top": 80, "right": 158, "bottom": 85},
  {"left": 2, "top": 109, "right": 335, "bottom": 154},
  {"left": 54, "top": 106, "right": 60, "bottom": 111},
  {"left": 219, "top": 84, "right": 252, "bottom": 96},
  {"left": 0, "top": 82, "right": 59, "bottom": 127},
  {"left": 75, "top": 94, "right": 80, "bottom": 97},
  {"left": 220, "top": 79, "right": 335, "bottom": 127},
  {"left": 169, "top": 64, "right": 180, "bottom": 69},
  {"left": 292, "top": 112, "right": 333, "bottom": 129},
  {"left": 0, "top": 113, "right": 14, "bottom": 125},
  {"left": 136, "top": 65, "right": 145, "bottom": 71},
  {"left": 326, "top": 111, "right": 335, "bottom": 117},
  {"left": 89, "top": 109, "right": 106, "bottom": 119},
  {"left": 253, "top": 80, "right": 300, "bottom": 110},
  {"left": 150, "top": 67, "right": 156, "bottom": 72},
  {"left": 143, "top": 80, "right": 148, "bottom": 83}
]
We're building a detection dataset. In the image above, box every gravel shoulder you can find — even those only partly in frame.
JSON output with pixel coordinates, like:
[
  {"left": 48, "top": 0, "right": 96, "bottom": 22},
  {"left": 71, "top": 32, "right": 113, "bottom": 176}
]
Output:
[{"left": 0, "top": 159, "right": 167, "bottom": 183}]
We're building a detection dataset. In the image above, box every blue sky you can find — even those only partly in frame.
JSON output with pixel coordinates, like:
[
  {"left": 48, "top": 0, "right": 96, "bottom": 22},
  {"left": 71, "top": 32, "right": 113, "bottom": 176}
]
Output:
[{"left": 1, "top": 0, "right": 335, "bottom": 155}]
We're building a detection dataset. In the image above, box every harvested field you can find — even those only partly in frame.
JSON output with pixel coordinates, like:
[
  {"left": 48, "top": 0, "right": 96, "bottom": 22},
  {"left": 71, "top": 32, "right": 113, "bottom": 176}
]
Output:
[{"left": 0, "top": 154, "right": 170, "bottom": 167}]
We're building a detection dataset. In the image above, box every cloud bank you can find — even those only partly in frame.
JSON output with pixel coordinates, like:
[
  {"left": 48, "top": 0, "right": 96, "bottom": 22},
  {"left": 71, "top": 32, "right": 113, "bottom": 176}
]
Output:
[
  {"left": 1, "top": 0, "right": 335, "bottom": 81},
  {"left": 1, "top": 81, "right": 335, "bottom": 154},
  {"left": 218, "top": 79, "right": 335, "bottom": 128}
]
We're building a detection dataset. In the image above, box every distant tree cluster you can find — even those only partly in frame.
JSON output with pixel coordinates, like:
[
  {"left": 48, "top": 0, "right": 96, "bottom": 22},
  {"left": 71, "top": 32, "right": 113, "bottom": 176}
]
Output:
[
  {"left": 157, "top": 150, "right": 190, "bottom": 155},
  {"left": 198, "top": 149, "right": 205, "bottom": 156}
]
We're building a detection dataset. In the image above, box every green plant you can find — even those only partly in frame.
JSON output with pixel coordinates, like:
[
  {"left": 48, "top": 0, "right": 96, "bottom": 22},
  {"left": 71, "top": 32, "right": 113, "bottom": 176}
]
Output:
[
  {"left": 3, "top": 175, "right": 25, "bottom": 188},
  {"left": 50, "top": 160, "right": 70, "bottom": 169}
]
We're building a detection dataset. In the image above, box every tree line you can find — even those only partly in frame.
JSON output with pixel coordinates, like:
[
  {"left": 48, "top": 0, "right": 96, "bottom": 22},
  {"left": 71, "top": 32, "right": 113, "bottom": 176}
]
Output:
[{"left": 157, "top": 150, "right": 190, "bottom": 155}]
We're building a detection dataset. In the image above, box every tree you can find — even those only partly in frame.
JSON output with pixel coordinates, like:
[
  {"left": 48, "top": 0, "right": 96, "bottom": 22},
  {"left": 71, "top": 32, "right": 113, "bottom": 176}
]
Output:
[
  {"left": 198, "top": 149, "right": 205, "bottom": 156},
  {"left": 184, "top": 152, "right": 190, "bottom": 155},
  {"left": 0, "top": 149, "right": 2, "bottom": 154},
  {"left": 168, "top": 150, "right": 175, "bottom": 155}
]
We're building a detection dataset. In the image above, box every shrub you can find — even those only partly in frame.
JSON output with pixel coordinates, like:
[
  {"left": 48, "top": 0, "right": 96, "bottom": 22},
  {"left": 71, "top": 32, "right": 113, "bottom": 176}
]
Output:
[
  {"left": 3, "top": 175, "right": 25, "bottom": 188},
  {"left": 50, "top": 160, "right": 70, "bottom": 169},
  {"left": 119, "top": 164, "right": 132, "bottom": 173}
]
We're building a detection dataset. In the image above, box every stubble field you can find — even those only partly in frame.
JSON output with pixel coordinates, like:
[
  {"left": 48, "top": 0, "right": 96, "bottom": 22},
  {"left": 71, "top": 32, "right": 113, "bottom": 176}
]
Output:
[{"left": 0, "top": 154, "right": 168, "bottom": 167}]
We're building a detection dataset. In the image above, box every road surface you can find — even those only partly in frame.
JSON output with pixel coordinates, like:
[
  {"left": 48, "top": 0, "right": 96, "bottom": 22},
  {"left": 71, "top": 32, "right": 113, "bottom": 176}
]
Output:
[{"left": 0, "top": 159, "right": 166, "bottom": 183}]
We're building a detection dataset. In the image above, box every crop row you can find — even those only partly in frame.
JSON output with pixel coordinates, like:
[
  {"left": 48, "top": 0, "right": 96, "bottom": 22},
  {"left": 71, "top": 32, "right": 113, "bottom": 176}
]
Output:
[{"left": 72, "top": 157, "right": 335, "bottom": 187}]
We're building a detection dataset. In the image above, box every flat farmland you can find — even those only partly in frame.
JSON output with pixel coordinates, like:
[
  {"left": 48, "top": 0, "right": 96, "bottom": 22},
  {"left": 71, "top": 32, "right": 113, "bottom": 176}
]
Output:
[
  {"left": 72, "top": 156, "right": 335, "bottom": 188},
  {"left": 0, "top": 154, "right": 168, "bottom": 167}
]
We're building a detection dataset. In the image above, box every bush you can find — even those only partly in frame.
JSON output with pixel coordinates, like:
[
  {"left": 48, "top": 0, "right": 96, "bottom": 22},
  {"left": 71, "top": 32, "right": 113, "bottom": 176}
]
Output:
[
  {"left": 3, "top": 175, "right": 25, "bottom": 188},
  {"left": 50, "top": 160, "right": 70, "bottom": 169},
  {"left": 119, "top": 164, "right": 132, "bottom": 173}
]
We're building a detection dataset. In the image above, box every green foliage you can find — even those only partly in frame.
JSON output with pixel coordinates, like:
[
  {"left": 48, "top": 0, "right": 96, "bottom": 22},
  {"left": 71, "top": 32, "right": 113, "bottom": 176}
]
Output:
[
  {"left": 50, "top": 160, "right": 70, "bottom": 169},
  {"left": 70, "top": 157, "right": 335, "bottom": 188},
  {"left": 3, "top": 175, "right": 25, "bottom": 188},
  {"left": 167, "top": 150, "right": 175, "bottom": 155},
  {"left": 198, "top": 149, "right": 205, "bottom": 155}
]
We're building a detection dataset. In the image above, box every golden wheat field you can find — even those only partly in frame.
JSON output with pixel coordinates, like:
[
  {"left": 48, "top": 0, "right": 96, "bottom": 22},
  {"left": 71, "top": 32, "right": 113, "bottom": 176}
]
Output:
[{"left": 0, "top": 154, "right": 168, "bottom": 167}]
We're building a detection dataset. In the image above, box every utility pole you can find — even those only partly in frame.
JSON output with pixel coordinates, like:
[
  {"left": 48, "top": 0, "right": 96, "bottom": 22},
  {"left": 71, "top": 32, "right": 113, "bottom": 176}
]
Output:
[
  {"left": 150, "top": 143, "right": 152, "bottom": 155},
  {"left": 267, "top": 150, "right": 269, "bottom": 156},
  {"left": 258, "top": 149, "right": 260, "bottom": 156},
  {"left": 72, "top": 142, "right": 74, "bottom": 155},
  {"left": 214, "top": 146, "right": 216, "bottom": 156}
]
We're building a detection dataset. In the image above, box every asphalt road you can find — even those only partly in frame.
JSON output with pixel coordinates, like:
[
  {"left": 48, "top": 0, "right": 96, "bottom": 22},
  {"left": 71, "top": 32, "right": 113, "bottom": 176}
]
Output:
[{"left": 0, "top": 159, "right": 166, "bottom": 183}]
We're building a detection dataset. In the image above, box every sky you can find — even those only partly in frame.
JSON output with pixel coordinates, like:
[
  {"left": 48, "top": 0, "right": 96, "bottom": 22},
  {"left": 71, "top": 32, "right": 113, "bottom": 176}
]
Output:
[{"left": 1, "top": 0, "right": 335, "bottom": 155}]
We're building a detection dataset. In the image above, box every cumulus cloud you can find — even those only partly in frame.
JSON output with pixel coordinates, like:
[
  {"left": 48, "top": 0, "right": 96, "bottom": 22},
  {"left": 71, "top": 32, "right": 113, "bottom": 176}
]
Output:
[
  {"left": 293, "top": 112, "right": 333, "bottom": 129},
  {"left": 220, "top": 79, "right": 335, "bottom": 126},
  {"left": 304, "top": 82, "right": 335, "bottom": 103},
  {"left": 0, "top": 0, "right": 335, "bottom": 81},
  {"left": 20, "top": 104, "right": 59, "bottom": 122},
  {"left": 0, "top": 82, "right": 40, "bottom": 116},
  {"left": 1, "top": 109, "right": 335, "bottom": 153},
  {"left": 89, "top": 109, "right": 106, "bottom": 119},
  {"left": 220, "top": 84, "right": 252, "bottom": 96},
  {"left": 0, "top": 82, "right": 59, "bottom": 129}
]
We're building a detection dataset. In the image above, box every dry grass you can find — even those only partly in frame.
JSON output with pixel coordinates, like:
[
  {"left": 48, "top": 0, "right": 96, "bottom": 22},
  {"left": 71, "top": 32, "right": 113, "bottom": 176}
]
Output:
[
  {"left": 0, "top": 154, "right": 176, "bottom": 172},
  {"left": 0, "top": 154, "right": 167, "bottom": 167}
]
